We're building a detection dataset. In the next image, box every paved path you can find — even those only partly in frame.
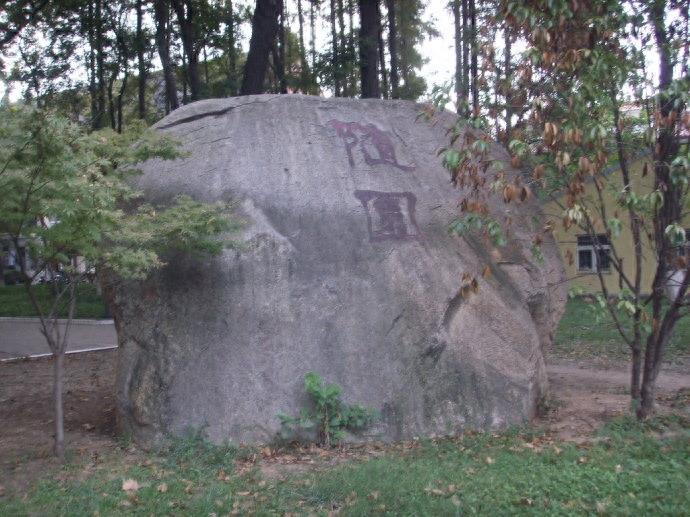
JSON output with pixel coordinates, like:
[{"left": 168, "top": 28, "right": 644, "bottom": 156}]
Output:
[{"left": 0, "top": 317, "right": 117, "bottom": 360}]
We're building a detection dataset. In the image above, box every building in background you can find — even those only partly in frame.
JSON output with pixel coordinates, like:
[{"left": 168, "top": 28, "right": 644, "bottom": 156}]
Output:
[{"left": 543, "top": 155, "right": 689, "bottom": 296}]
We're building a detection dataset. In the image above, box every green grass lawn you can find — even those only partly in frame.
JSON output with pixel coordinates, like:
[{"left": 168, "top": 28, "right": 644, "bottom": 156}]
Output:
[
  {"left": 554, "top": 297, "right": 690, "bottom": 359},
  {"left": 1, "top": 416, "right": 688, "bottom": 516},
  {"left": 0, "top": 284, "right": 109, "bottom": 319}
]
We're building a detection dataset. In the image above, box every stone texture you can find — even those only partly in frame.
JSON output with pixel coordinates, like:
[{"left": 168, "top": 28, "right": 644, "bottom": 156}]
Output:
[{"left": 110, "top": 94, "right": 566, "bottom": 446}]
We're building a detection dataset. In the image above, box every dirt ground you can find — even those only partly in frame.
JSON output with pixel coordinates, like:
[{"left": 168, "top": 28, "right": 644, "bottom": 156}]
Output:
[
  {"left": 540, "top": 356, "right": 690, "bottom": 441},
  {"left": 1, "top": 350, "right": 689, "bottom": 493},
  {"left": 0, "top": 351, "right": 119, "bottom": 493}
]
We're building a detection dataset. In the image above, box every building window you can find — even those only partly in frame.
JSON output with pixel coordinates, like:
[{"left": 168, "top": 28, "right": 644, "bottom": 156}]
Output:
[{"left": 577, "top": 234, "right": 611, "bottom": 273}]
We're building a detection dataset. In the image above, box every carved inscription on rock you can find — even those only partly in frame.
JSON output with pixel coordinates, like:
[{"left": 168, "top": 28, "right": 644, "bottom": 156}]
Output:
[
  {"left": 329, "top": 120, "right": 415, "bottom": 171},
  {"left": 354, "top": 190, "right": 421, "bottom": 242}
]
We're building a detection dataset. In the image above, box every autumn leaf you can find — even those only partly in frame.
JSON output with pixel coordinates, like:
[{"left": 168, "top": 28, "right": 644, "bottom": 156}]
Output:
[
  {"left": 503, "top": 184, "right": 516, "bottom": 203},
  {"left": 533, "top": 164, "right": 545, "bottom": 179}
]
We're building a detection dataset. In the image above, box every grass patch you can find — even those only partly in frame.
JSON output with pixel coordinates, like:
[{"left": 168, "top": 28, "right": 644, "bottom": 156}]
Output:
[
  {"left": 0, "top": 284, "right": 108, "bottom": 319},
  {"left": 553, "top": 297, "right": 690, "bottom": 359},
  {"left": 2, "top": 419, "right": 688, "bottom": 516}
]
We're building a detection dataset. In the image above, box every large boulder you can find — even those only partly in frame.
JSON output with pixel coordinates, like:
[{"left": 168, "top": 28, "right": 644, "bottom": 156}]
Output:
[{"left": 110, "top": 94, "right": 566, "bottom": 446}]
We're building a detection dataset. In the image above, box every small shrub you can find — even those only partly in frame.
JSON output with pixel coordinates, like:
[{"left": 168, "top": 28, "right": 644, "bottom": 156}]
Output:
[{"left": 279, "top": 372, "right": 378, "bottom": 447}]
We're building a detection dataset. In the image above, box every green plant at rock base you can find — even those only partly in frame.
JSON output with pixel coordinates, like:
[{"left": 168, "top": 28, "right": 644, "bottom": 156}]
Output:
[{"left": 279, "top": 372, "right": 378, "bottom": 447}]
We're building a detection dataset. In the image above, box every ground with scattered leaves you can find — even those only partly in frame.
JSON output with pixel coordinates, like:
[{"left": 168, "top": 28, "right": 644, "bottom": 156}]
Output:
[{"left": 1, "top": 348, "right": 689, "bottom": 515}]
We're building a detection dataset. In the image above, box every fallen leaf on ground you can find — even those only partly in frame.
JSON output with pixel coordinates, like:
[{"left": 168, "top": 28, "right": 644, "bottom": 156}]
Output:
[
  {"left": 516, "top": 497, "right": 534, "bottom": 507},
  {"left": 121, "top": 479, "right": 139, "bottom": 492}
]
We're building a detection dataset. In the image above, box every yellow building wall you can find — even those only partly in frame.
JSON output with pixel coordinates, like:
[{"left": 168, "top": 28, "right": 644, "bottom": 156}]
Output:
[{"left": 543, "top": 157, "right": 673, "bottom": 295}]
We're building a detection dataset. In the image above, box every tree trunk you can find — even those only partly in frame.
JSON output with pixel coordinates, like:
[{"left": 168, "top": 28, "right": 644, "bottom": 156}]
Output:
[
  {"left": 117, "top": 62, "right": 129, "bottom": 133},
  {"left": 53, "top": 351, "right": 65, "bottom": 459},
  {"left": 171, "top": 0, "right": 201, "bottom": 101},
  {"left": 241, "top": 0, "right": 282, "bottom": 95},
  {"left": 330, "top": 0, "right": 341, "bottom": 96},
  {"left": 297, "top": 0, "right": 308, "bottom": 83},
  {"left": 638, "top": 0, "right": 686, "bottom": 419},
  {"left": 181, "top": 49, "right": 189, "bottom": 103},
  {"left": 226, "top": 0, "right": 237, "bottom": 95},
  {"left": 452, "top": 0, "right": 461, "bottom": 104},
  {"left": 87, "top": 1, "right": 98, "bottom": 126},
  {"left": 154, "top": 0, "right": 179, "bottom": 112},
  {"left": 611, "top": 91, "right": 644, "bottom": 404},
  {"left": 461, "top": 0, "right": 469, "bottom": 116},
  {"left": 385, "top": 0, "right": 399, "bottom": 99},
  {"left": 136, "top": 0, "right": 147, "bottom": 119},
  {"left": 631, "top": 345, "right": 642, "bottom": 401},
  {"left": 184, "top": 34, "right": 200, "bottom": 101},
  {"left": 347, "top": 0, "right": 356, "bottom": 94},
  {"left": 358, "top": 0, "right": 381, "bottom": 98},
  {"left": 503, "top": 25, "right": 512, "bottom": 142},
  {"left": 203, "top": 45, "right": 209, "bottom": 86},
  {"left": 95, "top": 0, "right": 107, "bottom": 129},
  {"left": 377, "top": 0, "right": 388, "bottom": 98},
  {"left": 337, "top": 0, "right": 348, "bottom": 94},
  {"left": 309, "top": 0, "right": 316, "bottom": 70},
  {"left": 278, "top": 1, "right": 287, "bottom": 93},
  {"left": 469, "top": 0, "right": 478, "bottom": 116},
  {"left": 107, "top": 67, "right": 117, "bottom": 130}
]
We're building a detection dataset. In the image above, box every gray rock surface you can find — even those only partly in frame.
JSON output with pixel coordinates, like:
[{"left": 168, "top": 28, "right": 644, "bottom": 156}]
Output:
[{"left": 109, "top": 94, "right": 566, "bottom": 446}]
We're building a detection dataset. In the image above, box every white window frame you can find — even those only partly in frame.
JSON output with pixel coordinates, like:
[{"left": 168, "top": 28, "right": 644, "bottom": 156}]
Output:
[{"left": 577, "top": 235, "right": 611, "bottom": 273}]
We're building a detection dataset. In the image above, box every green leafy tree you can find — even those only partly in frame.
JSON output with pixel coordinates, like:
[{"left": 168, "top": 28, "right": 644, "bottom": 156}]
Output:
[
  {"left": 394, "top": 0, "right": 436, "bottom": 101},
  {"left": 0, "top": 105, "right": 239, "bottom": 458},
  {"left": 434, "top": 0, "right": 689, "bottom": 419}
]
